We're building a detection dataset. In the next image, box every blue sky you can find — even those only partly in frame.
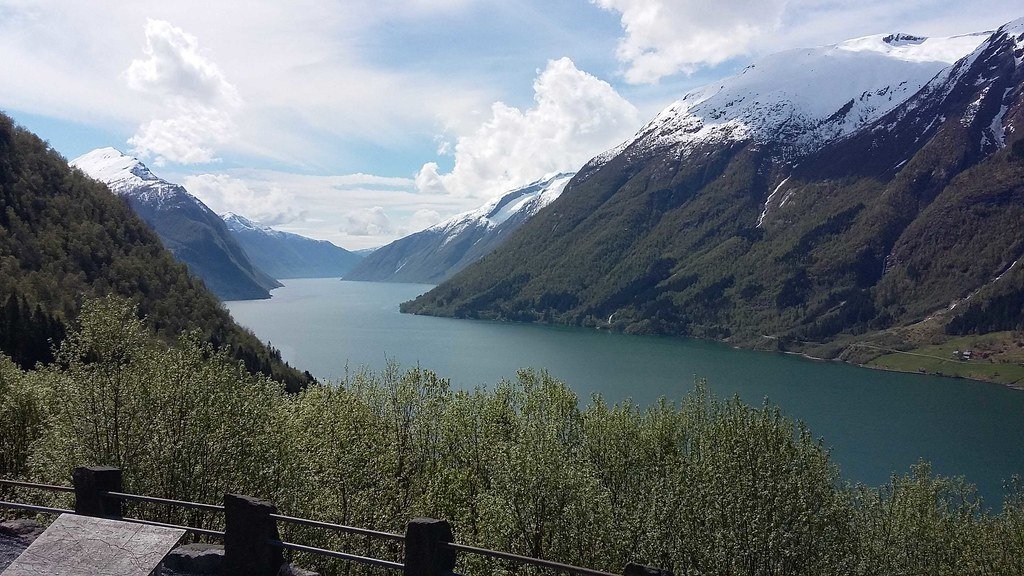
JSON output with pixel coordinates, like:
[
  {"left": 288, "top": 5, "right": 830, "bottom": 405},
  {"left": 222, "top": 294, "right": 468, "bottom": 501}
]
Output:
[{"left": 1, "top": 0, "right": 1021, "bottom": 248}]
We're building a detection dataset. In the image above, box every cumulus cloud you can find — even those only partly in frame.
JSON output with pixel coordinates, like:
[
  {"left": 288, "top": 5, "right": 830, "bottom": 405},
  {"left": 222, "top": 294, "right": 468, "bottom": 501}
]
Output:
[
  {"left": 416, "top": 57, "right": 640, "bottom": 198},
  {"left": 342, "top": 207, "right": 394, "bottom": 236},
  {"left": 129, "top": 104, "right": 234, "bottom": 165},
  {"left": 183, "top": 173, "right": 305, "bottom": 226},
  {"left": 125, "top": 19, "right": 240, "bottom": 105},
  {"left": 125, "top": 19, "right": 241, "bottom": 165},
  {"left": 593, "top": 0, "right": 786, "bottom": 83},
  {"left": 405, "top": 208, "right": 443, "bottom": 233},
  {"left": 174, "top": 168, "right": 466, "bottom": 249}
]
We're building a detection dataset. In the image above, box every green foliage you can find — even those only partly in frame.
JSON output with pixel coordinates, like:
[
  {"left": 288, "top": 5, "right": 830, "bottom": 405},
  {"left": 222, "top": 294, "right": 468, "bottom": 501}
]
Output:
[
  {"left": 4, "top": 296, "right": 1022, "bottom": 575},
  {"left": 0, "top": 112, "right": 310, "bottom": 390},
  {"left": 0, "top": 354, "right": 49, "bottom": 482}
]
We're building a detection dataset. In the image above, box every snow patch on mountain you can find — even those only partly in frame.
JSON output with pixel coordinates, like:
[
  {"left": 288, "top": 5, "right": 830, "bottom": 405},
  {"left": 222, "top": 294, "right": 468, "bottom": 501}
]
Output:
[
  {"left": 988, "top": 87, "right": 1014, "bottom": 147},
  {"left": 627, "top": 31, "right": 989, "bottom": 160},
  {"left": 70, "top": 147, "right": 201, "bottom": 208},
  {"left": 223, "top": 212, "right": 286, "bottom": 239},
  {"left": 757, "top": 175, "right": 791, "bottom": 228},
  {"left": 431, "top": 173, "right": 574, "bottom": 244},
  {"left": 223, "top": 212, "right": 341, "bottom": 246}
]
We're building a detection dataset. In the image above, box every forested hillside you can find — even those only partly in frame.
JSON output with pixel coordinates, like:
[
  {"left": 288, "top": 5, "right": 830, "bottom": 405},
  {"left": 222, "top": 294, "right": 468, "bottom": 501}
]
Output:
[
  {"left": 403, "top": 21, "right": 1024, "bottom": 364},
  {"left": 0, "top": 113, "right": 311, "bottom": 390}
]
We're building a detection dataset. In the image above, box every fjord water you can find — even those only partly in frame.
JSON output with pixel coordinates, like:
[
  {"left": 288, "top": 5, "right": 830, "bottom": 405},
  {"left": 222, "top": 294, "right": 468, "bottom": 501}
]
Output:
[{"left": 227, "top": 278, "right": 1024, "bottom": 505}]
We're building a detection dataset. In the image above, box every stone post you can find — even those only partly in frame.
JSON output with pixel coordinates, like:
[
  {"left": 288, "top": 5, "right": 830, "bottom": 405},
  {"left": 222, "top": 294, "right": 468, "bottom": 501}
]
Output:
[
  {"left": 72, "top": 466, "right": 122, "bottom": 518},
  {"left": 624, "top": 562, "right": 674, "bottom": 576},
  {"left": 223, "top": 493, "right": 283, "bottom": 576},
  {"left": 403, "top": 518, "right": 456, "bottom": 576}
]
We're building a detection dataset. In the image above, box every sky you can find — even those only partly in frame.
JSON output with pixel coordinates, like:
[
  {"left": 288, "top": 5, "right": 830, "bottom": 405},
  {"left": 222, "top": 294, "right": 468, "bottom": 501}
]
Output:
[{"left": 1, "top": 1, "right": 1021, "bottom": 249}]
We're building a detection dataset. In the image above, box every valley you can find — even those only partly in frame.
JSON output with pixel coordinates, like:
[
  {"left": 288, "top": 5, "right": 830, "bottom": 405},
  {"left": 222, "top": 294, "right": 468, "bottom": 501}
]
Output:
[
  {"left": 227, "top": 278, "right": 1024, "bottom": 507},
  {"left": 3, "top": 8, "right": 1024, "bottom": 575}
]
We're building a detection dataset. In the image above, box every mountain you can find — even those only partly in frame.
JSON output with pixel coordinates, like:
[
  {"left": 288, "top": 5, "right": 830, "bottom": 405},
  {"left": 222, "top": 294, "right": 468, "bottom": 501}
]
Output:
[
  {"left": 345, "top": 173, "right": 574, "bottom": 283},
  {"left": 403, "top": 20, "right": 1024, "bottom": 364},
  {"left": 0, "top": 113, "right": 311, "bottom": 390},
  {"left": 70, "top": 148, "right": 281, "bottom": 300},
  {"left": 221, "top": 213, "right": 362, "bottom": 279}
]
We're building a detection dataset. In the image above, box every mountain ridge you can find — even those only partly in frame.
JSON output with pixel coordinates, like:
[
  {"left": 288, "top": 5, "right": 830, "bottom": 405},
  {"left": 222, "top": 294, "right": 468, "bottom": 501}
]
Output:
[
  {"left": 221, "top": 212, "right": 362, "bottom": 279},
  {"left": 345, "top": 173, "right": 574, "bottom": 283},
  {"left": 71, "top": 148, "right": 281, "bottom": 300},
  {"left": 0, "top": 114, "right": 310, "bottom": 389},
  {"left": 402, "top": 19, "right": 1024, "bottom": 376}
]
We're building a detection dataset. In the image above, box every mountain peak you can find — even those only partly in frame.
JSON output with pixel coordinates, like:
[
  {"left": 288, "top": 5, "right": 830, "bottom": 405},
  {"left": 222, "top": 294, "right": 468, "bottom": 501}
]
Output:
[
  {"left": 221, "top": 211, "right": 259, "bottom": 229},
  {"left": 71, "top": 147, "right": 159, "bottom": 187},
  {"left": 432, "top": 172, "right": 575, "bottom": 234},
  {"left": 630, "top": 29, "right": 989, "bottom": 162}
]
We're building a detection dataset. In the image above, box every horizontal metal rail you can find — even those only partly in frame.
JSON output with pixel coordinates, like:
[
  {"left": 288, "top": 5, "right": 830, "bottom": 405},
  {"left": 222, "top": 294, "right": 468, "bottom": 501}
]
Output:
[
  {"left": 446, "top": 542, "right": 618, "bottom": 576},
  {"left": 3, "top": 478, "right": 623, "bottom": 576},
  {"left": 102, "top": 491, "right": 224, "bottom": 513},
  {"left": 0, "top": 479, "right": 75, "bottom": 493},
  {"left": 0, "top": 501, "right": 74, "bottom": 515},
  {"left": 269, "top": 513, "right": 405, "bottom": 542},
  {"left": 268, "top": 539, "right": 404, "bottom": 571},
  {"left": 107, "top": 515, "right": 225, "bottom": 538}
]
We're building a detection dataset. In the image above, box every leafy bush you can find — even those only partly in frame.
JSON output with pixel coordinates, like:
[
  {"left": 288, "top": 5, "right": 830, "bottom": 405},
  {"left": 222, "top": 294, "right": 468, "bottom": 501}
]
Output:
[{"left": 2, "top": 296, "right": 1022, "bottom": 575}]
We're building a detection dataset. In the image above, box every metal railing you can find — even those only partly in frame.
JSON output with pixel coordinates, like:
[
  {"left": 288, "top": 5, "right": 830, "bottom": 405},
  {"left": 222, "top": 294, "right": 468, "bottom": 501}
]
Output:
[
  {"left": 0, "top": 479, "right": 76, "bottom": 517},
  {"left": 0, "top": 467, "right": 671, "bottom": 576},
  {"left": 447, "top": 542, "right": 618, "bottom": 576},
  {"left": 268, "top": 539, "right": 405, "bottom": 571}
]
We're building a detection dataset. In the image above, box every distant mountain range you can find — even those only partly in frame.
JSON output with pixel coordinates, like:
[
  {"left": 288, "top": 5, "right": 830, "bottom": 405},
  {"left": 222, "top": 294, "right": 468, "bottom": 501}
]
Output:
[
  {"left": 404, "top": 19, "right": 1024, "bottom": 364},
  {"left": 0, "top": 115, "right": 310, "bottom": 389},
  {"left": 71, "top": 148, "right": 281, "bottom": 300},
  {"left": 345, "top": 173, "right": 574, "bottom": 283},
  {"left": 222, "top": 212, "right": 362, "bottom": 279}
]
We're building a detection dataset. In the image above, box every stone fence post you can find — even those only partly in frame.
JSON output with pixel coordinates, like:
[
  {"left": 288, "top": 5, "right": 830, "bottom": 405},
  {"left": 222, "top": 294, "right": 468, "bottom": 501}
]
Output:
[
  {"left": 404, "top": 518, "right": 456, "bottom": 576},
  {"left": 624, "top": 562, "right": 674, "bottom": 575},
  {"left": 72, "top": 466, "right": 122, "bottom": 518},
  {"left": 223, "top": 493, "right": 283, "bottom": 576}
]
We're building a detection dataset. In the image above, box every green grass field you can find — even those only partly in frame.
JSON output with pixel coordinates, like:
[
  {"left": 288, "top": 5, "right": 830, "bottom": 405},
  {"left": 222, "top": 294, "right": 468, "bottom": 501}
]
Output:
[{"left": 864, "top": 332, "right": 1024, "bottom": 387}]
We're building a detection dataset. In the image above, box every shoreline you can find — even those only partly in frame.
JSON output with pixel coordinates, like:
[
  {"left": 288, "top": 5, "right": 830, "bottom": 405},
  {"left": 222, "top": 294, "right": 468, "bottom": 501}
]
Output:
[{"left": 404, "top": 306, "right": 1024, "bottom": 391}]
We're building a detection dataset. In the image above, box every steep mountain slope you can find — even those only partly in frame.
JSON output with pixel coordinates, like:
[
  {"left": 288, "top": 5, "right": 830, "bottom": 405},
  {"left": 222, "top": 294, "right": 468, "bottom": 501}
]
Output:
[
  {"left": 70, "top": 148, "right": 280, "bottom": 300},
  {"left": 404, "top": 21, "right": 1024, "bottom": 360},
  {"left": 222, "top": 213, "right": 362, "bottom": 279},
  {"left": 345, "top": 173, "right": 573, "bottom": 283},
  {"left": 0, "top": 113, "right": 311, "bottom": 389}
]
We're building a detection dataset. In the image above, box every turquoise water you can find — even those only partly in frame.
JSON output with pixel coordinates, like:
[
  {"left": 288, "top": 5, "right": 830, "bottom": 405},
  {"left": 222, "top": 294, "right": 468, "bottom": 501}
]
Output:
[{"left": 226, "top": 278, "right": 1024, "bottom": 506}]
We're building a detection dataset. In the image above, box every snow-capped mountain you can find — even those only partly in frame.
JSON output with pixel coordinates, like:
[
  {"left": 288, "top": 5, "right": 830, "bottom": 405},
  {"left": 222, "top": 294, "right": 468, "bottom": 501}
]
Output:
[
  {"left": 404, "top": 18, "right": 1024, "bottom": 362},
  {"left": 221, "top": 212, "right": 362, "bottom": 279},
  {"left": 70, "top": 148, "right": 280, "bottom": 300},
  {"left": 620, "top": 31, "right": 989, "bottom": 163},
  {"left": 345, "top": 173, "right": 573, "bottom": 283}
]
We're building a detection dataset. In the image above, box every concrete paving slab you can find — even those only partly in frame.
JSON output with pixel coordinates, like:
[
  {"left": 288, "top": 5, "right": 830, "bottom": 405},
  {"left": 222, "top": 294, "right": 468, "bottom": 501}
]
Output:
[{"left": 1, "top": 513, "right": 184, "bottom": 576}]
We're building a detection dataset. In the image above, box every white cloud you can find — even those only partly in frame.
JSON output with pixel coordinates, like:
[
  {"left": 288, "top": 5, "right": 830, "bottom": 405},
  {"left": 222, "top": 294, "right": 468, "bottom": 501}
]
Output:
[
  {"left": 342, "top": 206, "right": 393, "bottom": 236},
  {"left": 183, "top": 173, "right": 305, "bottom": 225},
  {"left": 124, "top": 19, "right": 242, "bottom": 165},
  {"left": 124, "top": 19, "right": 240, "bottom": 106},
  {"left": 405, "top": 208, "right": 443, "bottom": 233},
  {"left": 172, "top": 168, "right": 469, "bottom": 249},
  {"left": 416, "top": 57, "right": 640, "bottom": 198},
  {"left": 129, "top": 104, "right": 234, "bottom": 166},
  {"left": 593, "top": 0, "right": 786, "bottom": 83},
  {"left": 414, "top": 162, "right": 447, "bottom": 195}
]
